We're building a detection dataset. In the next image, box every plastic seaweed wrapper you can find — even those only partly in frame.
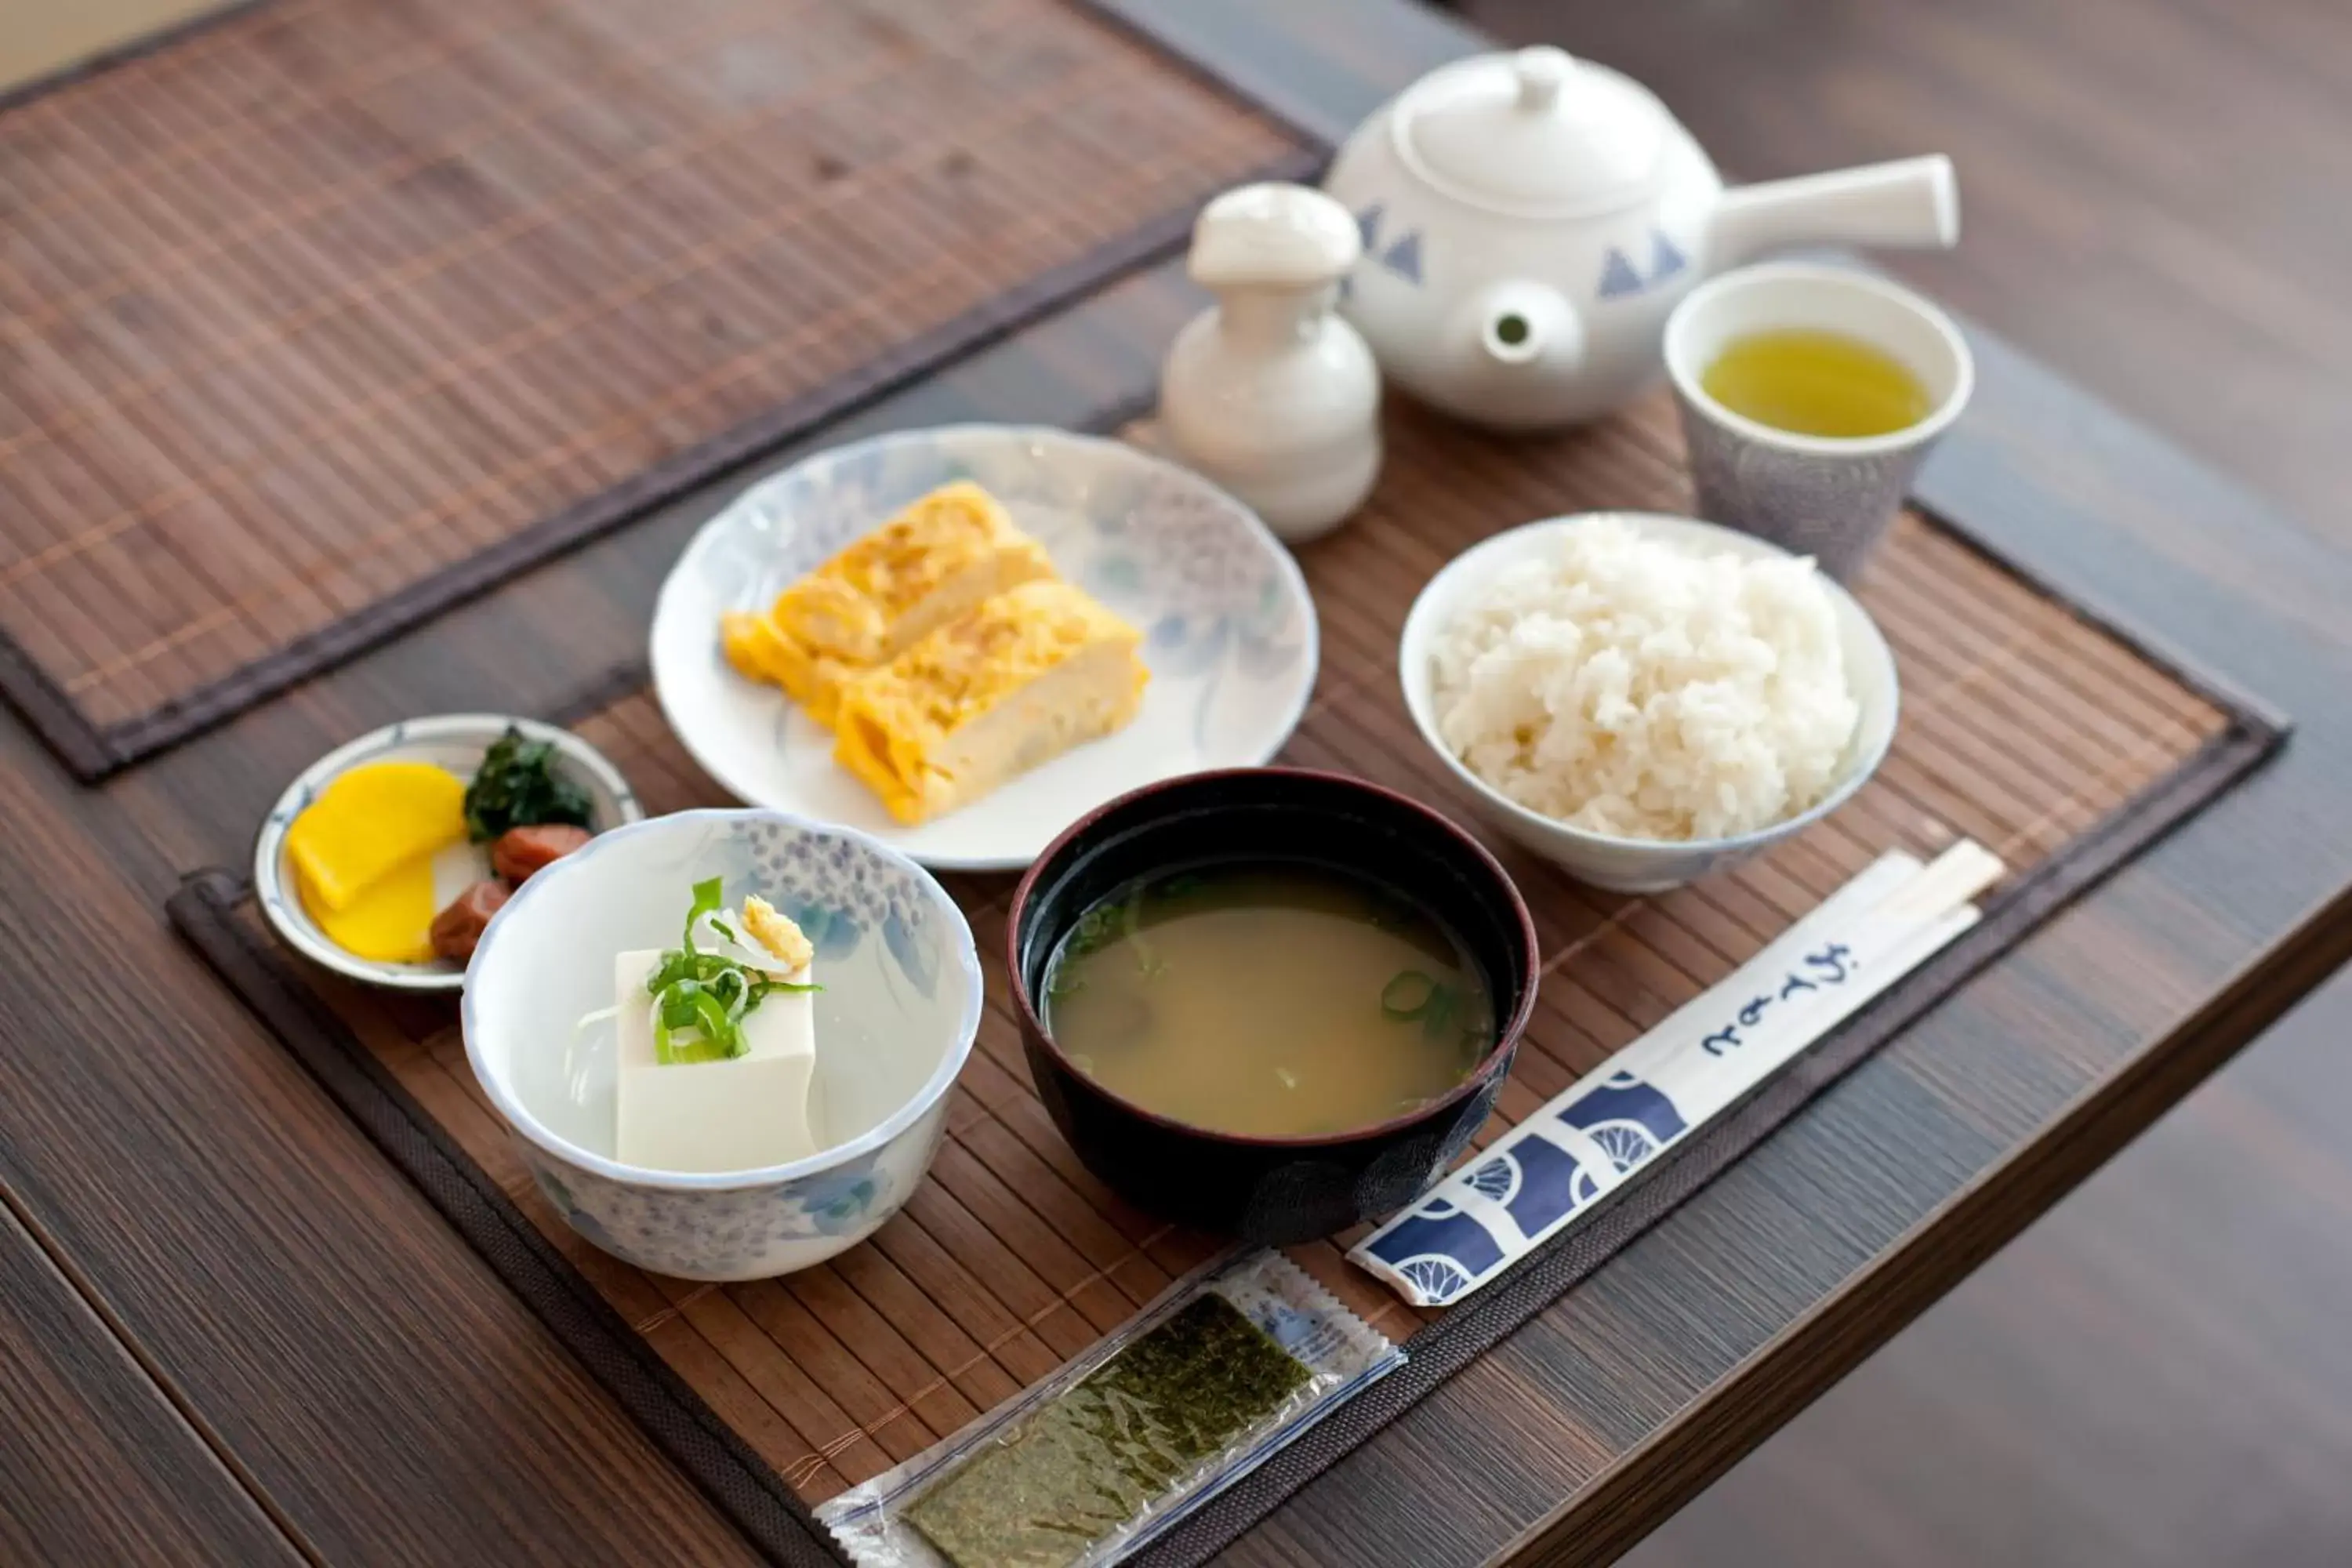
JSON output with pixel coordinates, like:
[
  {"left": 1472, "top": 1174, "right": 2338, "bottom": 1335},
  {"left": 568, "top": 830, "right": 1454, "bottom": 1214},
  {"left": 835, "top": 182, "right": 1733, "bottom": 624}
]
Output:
[{"left": 818, "top": 1249, "right": 1403, "bottom": 1568}]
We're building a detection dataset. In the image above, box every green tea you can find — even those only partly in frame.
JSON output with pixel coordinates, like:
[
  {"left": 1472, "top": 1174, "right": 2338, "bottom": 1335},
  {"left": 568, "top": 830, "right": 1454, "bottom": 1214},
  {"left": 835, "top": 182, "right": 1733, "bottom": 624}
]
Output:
[
  {"left": 1044, "top": 863, "right": 1492, "bottom": 1138},
  {"left": 1700, "top": 327, "right": 1932, "bottom": 439}
]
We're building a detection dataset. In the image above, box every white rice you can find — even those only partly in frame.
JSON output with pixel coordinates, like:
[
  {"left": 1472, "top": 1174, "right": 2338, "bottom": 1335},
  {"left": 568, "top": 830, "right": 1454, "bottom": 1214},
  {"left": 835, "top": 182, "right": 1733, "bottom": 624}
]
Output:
[{"left": 1429, "top": 518, "right": 1860, "bottom": 843}]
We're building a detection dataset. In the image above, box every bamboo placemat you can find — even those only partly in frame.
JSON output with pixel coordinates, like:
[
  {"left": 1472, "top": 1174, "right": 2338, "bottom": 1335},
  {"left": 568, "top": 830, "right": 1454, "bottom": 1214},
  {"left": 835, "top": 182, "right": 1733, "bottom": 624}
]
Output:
[
  {"left": 0, "top": 0, "right": 1312, "bottom": 777},
  {"left": 169, "top": 394, "right": 2281, "bottom": 1565}
]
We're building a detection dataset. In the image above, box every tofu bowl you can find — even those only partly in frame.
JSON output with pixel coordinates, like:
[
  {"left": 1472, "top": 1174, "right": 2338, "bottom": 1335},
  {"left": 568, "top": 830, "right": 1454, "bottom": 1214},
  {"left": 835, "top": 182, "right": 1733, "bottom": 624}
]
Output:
[{"left": 461, "top": 809, "right": 982, "bottom": 1280}]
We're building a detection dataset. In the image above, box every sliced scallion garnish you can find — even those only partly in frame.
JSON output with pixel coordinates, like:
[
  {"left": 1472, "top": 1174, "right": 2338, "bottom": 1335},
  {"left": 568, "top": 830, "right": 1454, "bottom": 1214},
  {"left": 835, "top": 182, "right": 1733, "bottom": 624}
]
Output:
[
  {"left": 646, "top": 876, "right": 817, "bottom": 1064},
  {"left": 1381, "top": 969, "right": 1439, "bottom": 1020}
]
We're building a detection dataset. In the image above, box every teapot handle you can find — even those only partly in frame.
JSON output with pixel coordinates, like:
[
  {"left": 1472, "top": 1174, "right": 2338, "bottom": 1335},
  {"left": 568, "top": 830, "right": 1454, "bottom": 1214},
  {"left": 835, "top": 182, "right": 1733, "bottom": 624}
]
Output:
[{"left": 1708, "top": 155, "right": 1959, "bottom": 269}]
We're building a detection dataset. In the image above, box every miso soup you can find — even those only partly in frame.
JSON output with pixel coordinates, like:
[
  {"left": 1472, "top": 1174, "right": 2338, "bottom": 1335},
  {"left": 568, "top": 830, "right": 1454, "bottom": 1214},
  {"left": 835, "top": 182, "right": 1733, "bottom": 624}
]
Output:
[{"left": 1043, "top": 863, "right": 1494, "bottom": 1138}]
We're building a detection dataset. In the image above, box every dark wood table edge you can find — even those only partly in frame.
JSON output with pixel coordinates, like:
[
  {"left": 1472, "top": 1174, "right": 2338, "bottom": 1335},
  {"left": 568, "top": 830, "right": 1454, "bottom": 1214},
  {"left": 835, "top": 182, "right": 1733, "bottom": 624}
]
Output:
[{"left": 1496, "top": 873, "right": 2352, "bottom": 1566}]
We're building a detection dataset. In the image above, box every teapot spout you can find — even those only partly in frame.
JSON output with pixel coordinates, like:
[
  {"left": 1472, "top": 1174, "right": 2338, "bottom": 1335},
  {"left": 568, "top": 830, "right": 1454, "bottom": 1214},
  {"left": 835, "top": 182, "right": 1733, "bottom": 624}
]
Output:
[
  {"left": 1708, "top": 154, "right": 1959, "bottom": 269},
  {"left": 1457, "top": 279, "right": 1584, "bottom": 377}
]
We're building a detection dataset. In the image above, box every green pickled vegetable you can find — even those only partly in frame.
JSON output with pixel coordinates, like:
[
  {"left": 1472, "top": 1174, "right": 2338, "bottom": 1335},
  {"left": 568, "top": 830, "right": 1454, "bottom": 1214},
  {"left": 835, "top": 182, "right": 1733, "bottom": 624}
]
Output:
[
  {"left": 463, "top": 726, "right": 593, "bottom": 842},
  {"left": 905, "top": 1294, "right": 1310, "bottom": 1568}
]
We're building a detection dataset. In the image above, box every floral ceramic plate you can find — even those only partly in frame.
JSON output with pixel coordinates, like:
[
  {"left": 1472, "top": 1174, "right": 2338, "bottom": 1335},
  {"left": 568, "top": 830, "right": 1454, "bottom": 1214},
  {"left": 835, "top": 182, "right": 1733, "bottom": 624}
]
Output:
[
  {"left": 255, "top": 714, "right": 643, "bottom": 992},
  {"left": 649, "top": 425, "right": 1319, "bottom": 872}
]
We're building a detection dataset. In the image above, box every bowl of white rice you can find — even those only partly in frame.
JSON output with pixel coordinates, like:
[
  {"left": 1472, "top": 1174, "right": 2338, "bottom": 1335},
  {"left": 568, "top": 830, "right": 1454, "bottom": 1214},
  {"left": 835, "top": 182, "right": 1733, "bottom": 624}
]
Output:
[{"left": 1399, "top": 512, "right": 1898, "bottom": 892}]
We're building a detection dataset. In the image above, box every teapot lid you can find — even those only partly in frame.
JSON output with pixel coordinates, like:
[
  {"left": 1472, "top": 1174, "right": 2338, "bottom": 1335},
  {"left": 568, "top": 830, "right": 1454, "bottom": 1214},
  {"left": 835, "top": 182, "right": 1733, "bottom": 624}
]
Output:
[{"left": 1391, "top": 45, "right": 1669, "bottom": 220}]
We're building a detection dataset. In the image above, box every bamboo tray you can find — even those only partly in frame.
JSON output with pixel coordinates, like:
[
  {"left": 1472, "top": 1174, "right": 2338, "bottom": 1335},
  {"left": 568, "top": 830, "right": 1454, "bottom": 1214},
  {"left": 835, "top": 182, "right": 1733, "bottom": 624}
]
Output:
[
  {"left": 0, "top": 0, "right": 1311, "bottom": 775},
  {"left": 171, "top": 392, "right": 2279, "bottom": 1565}
]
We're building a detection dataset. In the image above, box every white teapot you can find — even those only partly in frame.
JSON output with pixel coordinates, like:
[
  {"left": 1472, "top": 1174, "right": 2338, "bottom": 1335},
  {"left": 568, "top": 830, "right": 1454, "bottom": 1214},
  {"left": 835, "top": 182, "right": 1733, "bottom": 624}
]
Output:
[{"left": 1323, "top": 45, "right": 1958, "bottom": 429}]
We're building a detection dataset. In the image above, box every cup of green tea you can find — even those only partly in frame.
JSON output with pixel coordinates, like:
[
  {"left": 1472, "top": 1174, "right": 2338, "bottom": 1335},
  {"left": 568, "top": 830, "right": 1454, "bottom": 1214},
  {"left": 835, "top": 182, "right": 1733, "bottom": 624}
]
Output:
[{"left": 1664, "top": 263, "right": 1973, "bottom": 579}]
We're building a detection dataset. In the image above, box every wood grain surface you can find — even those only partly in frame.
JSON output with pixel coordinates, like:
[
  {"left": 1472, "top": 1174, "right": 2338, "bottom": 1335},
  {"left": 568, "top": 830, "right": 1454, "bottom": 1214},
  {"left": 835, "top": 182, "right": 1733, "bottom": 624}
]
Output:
[
  {"left": 0, "top": 1, "right": 2349, "bottom": 1565},
  {"left": 0, "top": 1200, "right": 300, "bottom": 1566}
]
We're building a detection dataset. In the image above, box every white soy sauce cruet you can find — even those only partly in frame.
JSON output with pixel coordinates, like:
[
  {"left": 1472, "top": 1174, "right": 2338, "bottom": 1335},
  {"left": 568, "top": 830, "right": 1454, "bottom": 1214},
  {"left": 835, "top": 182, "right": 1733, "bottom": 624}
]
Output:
[{"left": 1158, "top": 183, "right": 1382, "bottom": 543}]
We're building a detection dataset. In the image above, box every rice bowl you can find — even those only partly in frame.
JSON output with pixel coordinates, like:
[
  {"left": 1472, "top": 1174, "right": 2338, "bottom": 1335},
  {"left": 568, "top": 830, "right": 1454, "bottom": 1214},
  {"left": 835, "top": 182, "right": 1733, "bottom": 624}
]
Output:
[
  {"left": 1399, "top": 513, "right": 1899, "bottom": 892},
  {"left": 1430, "top": 515, "right": 1859, "bottom": 841}
]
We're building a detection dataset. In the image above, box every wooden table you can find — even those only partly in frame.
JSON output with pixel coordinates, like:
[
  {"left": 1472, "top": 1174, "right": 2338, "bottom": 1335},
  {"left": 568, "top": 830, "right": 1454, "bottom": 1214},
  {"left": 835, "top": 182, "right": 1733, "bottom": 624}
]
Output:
[{"left": 6, "top": 2, "right": 2352, "bottom": 1564}]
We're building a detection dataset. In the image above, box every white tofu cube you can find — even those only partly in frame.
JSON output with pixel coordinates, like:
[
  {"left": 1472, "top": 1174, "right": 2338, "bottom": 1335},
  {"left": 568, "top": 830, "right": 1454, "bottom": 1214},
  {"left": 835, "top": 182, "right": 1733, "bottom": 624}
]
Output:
[{"left": 614, "top": 949, "right": 819, "bottom": 1174}]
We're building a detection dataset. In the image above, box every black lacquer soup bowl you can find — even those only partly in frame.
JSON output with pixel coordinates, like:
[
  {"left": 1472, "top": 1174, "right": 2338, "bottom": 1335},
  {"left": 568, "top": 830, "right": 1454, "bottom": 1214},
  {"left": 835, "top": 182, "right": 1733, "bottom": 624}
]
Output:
[{"left": 1007, "top": 768, "right": 1541, "bottom": 1245}]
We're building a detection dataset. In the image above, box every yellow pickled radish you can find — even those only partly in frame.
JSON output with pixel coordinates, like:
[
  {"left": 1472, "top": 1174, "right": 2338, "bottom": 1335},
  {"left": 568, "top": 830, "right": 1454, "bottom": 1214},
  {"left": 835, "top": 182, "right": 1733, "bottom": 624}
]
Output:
[
  {"left": 299, "top": 853, "right": 441, "bottom": 963},
  {"left": 285, "top": 760, "right": 466, "bottom": 912}
]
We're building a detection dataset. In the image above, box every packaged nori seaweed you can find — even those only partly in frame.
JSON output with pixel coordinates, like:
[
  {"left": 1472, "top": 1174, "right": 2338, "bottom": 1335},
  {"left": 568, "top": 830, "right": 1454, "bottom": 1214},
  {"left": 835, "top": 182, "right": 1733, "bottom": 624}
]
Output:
[
  {"left": 906, "top": 1295, "right": 1308, "bottom": 1567},
  {"left": 818, "top": 1251, "right": 1403, "bottom": 1568}
]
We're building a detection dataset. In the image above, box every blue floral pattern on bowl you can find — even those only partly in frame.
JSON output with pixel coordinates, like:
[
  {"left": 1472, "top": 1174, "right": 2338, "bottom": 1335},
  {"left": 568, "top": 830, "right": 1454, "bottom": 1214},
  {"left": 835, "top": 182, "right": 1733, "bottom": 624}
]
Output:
[
  {"left": 517, "top": 1113, "right": 948, "bottom": 1279},
  {"left": 463, "top": 809, "right": 981, "bottom": 1280},
  {"left": 648, "top": 424, "right": 1319, "bottom": 872}
]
